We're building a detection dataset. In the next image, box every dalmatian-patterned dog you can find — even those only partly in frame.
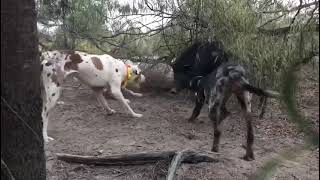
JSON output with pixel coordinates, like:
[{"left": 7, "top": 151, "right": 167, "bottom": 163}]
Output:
[{"left": 40, "top": 50, "right": 145, "bottom": 142}]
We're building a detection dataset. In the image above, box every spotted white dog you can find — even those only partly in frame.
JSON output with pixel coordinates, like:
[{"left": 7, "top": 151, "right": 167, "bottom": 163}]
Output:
[{"left": 40, "top": 50, "right": 145, "bottom": 142}]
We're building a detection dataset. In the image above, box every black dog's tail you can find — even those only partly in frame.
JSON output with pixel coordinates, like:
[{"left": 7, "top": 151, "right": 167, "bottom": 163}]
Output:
[{"left": 242, "top": 83, "right": 280, "bottom": 98}]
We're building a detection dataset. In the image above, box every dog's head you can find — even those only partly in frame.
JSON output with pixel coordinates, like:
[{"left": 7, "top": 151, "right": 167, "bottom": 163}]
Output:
[
  {"left": 170, "top": 41, "right": 229, "bottom": 94},
  {"left": 171, "top": 63, "right": 195, "bottom": 93},
  {"left": 126, "top": 64, "right": 146, "bottom": 89}
]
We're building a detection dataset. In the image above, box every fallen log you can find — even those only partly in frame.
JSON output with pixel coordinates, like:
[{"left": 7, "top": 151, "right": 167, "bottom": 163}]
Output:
[
  {"left": 166, "top": 151, "right": 186, "bottom": 180},
  {"left": 56, "top": 150, "right": 218, "bottom": 166}
]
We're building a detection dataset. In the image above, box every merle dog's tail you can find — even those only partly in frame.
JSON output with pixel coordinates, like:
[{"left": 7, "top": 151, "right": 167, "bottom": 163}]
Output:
[
  {"left": 241, "top": 80, "right": 280, "bottom": 119},
  {"left": 242, "top": 83, "right": 280, "bottom": 98}
]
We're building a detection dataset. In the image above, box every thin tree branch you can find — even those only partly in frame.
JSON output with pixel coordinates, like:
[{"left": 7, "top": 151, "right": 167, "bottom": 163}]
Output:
[
  {"left": 260, "top": 1, "right": 318, "bottom": 14},
  {"left": 1, "top": 158, "right": 15, "bottom": 180},
  {"left": 1, "top": 97, "right": 43, "bottom": 144},
  {"left": 288, "top": 0, "right": 304, "bottom": 30}
]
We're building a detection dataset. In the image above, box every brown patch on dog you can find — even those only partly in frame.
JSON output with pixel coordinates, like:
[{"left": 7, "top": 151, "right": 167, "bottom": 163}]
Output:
[
  {"left": 69, "top": 54, "right": 83, "bottom": 63},
  {"left": 64, "top": 53, "right": 83, "bottom": 71},
  {"left": 91, "top": 57, "right": 103, "bottom": 70},
  {"left": 64, "top": 61, "right": 78, "bottom": 71}
]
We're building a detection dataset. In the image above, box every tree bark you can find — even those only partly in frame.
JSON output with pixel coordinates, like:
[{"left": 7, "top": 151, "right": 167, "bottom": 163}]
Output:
[{"left": 1, "top": 0, "right": 46, "bottom": 179}]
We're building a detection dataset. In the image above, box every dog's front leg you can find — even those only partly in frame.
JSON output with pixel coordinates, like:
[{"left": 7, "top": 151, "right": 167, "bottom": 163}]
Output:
[
  {"left": 237, "top": 91, "right": 254, "bottom": 161},
  {"left": 111, "top": 86, "right": 142, "bottom": 118},
  {"left": 122, "top": 87, "right": 143, "bottom": 97},
  {"left": 188, "top": 90, "right": 205, "bottom": 122}
]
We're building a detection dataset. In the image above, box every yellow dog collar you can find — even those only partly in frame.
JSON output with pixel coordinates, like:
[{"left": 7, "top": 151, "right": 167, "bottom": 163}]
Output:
[{"left": 122, "top": 64, "right": 133, "bottom": 87}]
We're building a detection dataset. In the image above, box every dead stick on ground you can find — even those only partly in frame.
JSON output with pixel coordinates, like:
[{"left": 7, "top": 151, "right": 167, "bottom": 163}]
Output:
[
  {"left": 166, "top": 150, "right": 186, "bottom": 180},
  {"left": 56, "top": 150, "right": 218, "bottom": 166},
  {"left": 56, "top": 151, "right": 176, "bottom": 166},
  {"left": 166, "top": 150, "right": 219, "bottom": 180}
]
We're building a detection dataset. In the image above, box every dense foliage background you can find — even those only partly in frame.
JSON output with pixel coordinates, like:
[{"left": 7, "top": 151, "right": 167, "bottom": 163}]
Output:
[{"left": 37, "top": 0, "right": 319, "bottom": 87}]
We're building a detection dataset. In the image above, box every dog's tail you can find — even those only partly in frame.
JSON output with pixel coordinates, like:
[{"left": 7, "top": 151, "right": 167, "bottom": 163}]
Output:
[
  {"left": 241, "top": 79, "right": 280, "bottom": 119},
  {"left": 242, "top": 83, "right": 280, "bottom": 98}
]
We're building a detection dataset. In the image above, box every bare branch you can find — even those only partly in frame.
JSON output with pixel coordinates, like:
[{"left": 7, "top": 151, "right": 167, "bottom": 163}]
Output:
[
  {"left": 288, "top": 0, "right": 304, "bottom": 29},
  {"left": 258, "top": 13, "right": 287, "bottom": 28},
  {"left": 258, "top": 24, "right": 319, "bottom": 35},
  {"left": 101, "top": 23, "right": 175, "bottom": 39},
  {"left": 261, "top": 1, "right": 319, "bottom": 14},
  {"left": 1, "top": 97, "right": 43, "bottom": 144},
  {"left": 1, "top": 158, "right": 15, "bottom": 180}
]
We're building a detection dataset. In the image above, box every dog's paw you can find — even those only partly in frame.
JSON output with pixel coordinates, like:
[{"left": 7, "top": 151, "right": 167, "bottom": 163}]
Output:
[
  {"left": 242, "top": 154, "right": 255, "bottom": 161},
  {"left": 187, "top": 117, "right": 196, "bottom": 123},
  {"left": 125, "top": 99, "right": 131, "bottom": 104},
  {"left": 44, "top": 136, "right": 54, "bottom": 143},
  {"left": 211, "top": 145, "right": 219, "bottom": 152},
  {"left": 132, "top": 113, "right": 143, "bottom": 118},
  {"left": 57, "top": 101, "right": 65, "bottom": 105},
  {"left": 134, "top": 93, "right": 143, "bottom": 97},
  {"left": 107, "top": 109, "right": 116, "bottom": 115}
]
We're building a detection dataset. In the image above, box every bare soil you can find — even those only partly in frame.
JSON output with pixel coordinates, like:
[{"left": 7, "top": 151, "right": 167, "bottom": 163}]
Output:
[{"left": 46, "top": 64, "right": 319, "bottom": 180}]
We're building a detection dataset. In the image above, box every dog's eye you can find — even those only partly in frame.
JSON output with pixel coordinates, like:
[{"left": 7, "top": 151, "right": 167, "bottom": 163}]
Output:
[{"left": 133, "top": 70, "right": 138, "bottom": 74}]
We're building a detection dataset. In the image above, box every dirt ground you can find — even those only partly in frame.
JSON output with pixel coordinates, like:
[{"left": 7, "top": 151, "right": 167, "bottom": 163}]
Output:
[{"left": 46, "top": 64, "right": 319, "bottom": 180}]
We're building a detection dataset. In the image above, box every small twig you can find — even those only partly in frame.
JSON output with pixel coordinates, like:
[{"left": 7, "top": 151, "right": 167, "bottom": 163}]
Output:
[
  {"left": 1, "top": 158, "right": 15, "bottom": 180},
  {"left": 258, "top": 14, "right": 286, "bottom": 28},
  {"left": 112, "top": 169, "right": 128, "bottom": 177},
  {"left": 260, "top": 1, "right": 318, "bottom": 14},
  {"left": 166, "top": 150, "right": 186, "bottom": 180},
  {"left": 1, "top": 97, "right": 43, "bottom": 144},
  {"left": 288, "top": 0, "right": 303, "bottom": 30}
]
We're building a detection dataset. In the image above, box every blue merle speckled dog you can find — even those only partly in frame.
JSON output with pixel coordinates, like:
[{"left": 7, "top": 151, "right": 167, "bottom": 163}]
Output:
[{"left": 171, "top": 42, "right": 279, "bottom": 161}]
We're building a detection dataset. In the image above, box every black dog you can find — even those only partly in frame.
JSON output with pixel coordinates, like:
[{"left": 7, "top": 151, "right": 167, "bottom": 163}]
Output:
[
  {"left": 171, "top": 42, "right": 279, "bottom": 161},
  {"left": 172, "top": 41, "right": 229, "bottom": 92}
]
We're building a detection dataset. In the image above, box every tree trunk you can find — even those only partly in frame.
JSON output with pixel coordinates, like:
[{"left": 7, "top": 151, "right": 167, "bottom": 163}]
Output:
[
  {"left": 1, "top": 0, "right": 46, "bottom": 179},
  {"left": 61, "top": 0, "right": 69, "bottom": 49}
]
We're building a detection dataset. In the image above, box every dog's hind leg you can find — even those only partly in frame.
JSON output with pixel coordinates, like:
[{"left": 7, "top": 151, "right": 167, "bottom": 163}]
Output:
[
  {"left": 219, "top": 92, "right": 232, "bottom": 124},
  {"left": 209, "top": 104, "right": 222, "bottom": 152},
  {"left": 188, "top": 90, "right": 205, "bottom": 122},
  {"left": 208, "top": 92, "right": 224, "bottom": 152},
  {"left": 111, "top": 86, "right": 142, "bottom": 118},
  {"left": 93, "top": 87, "right": 116, "bottom": 115},
  {"left": 42, "top": 84, "right": 61, "bottom": 142},
  {"left": 237, "top": 91, "right": 254, "bottom": 161},
  {"left": 42, "top": 107, "right": 54, "bottom": 142}
]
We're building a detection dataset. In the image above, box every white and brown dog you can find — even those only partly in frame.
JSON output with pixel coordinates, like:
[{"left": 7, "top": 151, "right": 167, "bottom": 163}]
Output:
[{"left": 40, "top": 50, "right": 145, "bottom": 142}]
